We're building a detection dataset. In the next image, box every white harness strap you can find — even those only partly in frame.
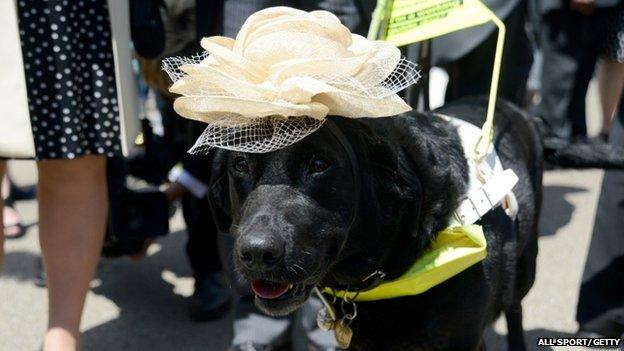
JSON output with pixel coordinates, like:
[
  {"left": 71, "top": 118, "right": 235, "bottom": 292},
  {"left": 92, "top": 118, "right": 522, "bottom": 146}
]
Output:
[{"left": 435, "top": 114, "right": 519, "bottom": 226}]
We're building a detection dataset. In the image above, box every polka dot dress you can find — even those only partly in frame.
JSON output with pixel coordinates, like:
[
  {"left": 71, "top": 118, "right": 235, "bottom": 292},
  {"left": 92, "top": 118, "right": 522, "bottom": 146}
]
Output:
[{"left": 16, "top": 0, "right": 122, "bottom": 160}]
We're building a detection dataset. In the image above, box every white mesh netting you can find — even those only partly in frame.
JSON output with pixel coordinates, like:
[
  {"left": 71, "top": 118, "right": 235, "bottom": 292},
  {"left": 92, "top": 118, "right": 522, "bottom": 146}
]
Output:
[
  {"left": 163, "top": 51, "right": 209, "bottom": 83},
  {"left": 162, "top": 53, "right": 420, "bottom": 154},
  {"left": 187, "top": 115, "right": 325, "bottom": 154},
  {"left": 317, "top": 57, "right": 420, "bottom": 99}
]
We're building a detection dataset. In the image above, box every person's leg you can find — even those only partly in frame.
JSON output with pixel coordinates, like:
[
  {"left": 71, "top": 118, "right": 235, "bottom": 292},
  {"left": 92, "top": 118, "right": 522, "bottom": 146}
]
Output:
[
  {"left": 0, "top": 161, "right": 6, "bottom": 271},
  {"left": 538, "top": 10, "right": 593, "bottom": 139},
  {"left": 597, "top": 59, "right": 624, "bottom": 136},
  {"left": 182, "top": 193, "right": 231, "bottom": 321},
  {"left": 38, "top": 155, "right": 107, "bottom": 350},
  {"left": 568, "top": 18, "right": 603, "bottom": 138},
  {"left": 568, "top": 9, "right": 612, "bottom": 138},
  {"left": 183, "top": 194, "right": 223, "bottom": 278},
  {"left": 444, "top": 1, "right": 533, "bottom": 106}
]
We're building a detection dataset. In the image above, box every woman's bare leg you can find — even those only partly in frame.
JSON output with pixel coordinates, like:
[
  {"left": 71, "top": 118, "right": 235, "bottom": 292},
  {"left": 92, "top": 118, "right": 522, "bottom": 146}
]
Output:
[
  {"left": 0, "top": 161, "right": 6, "bottom": 271},
  {"left": 598, "top": 59, "right": 624, "bottom": 135},
  {"left": 38, "top": 155, "right": 107, "bottom": 351}
]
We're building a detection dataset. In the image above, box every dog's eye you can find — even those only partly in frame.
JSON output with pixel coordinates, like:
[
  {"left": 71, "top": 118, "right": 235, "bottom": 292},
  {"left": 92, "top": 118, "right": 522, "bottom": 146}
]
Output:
[
  {"left": 310, "top": 157, "right": 330, "bottom": 174},
  {"left": 233, "top": 157, "right": 250, "bottom": 173}
]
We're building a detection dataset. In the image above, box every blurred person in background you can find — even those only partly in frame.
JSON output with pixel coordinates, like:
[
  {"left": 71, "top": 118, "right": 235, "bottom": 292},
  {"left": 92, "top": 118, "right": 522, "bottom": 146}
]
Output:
[
  {"left": 597, "top": 60, "right": 621, "bottom": 141},
  {"left": 576, "top": 23, "right": 624, "bottom": 331},
  {"left": 1, "top": 1, "right": 123, "bottom": 349},
  {"left": 425, "top": 0, "right": 533, "bottom": 107},
  {"left": 596, "top": 4, "right": 624, "bottom": 141},
  {"left": 576, "top": 96, "right": 624, "bottom": 339},
  {"left": 163, "top": 154, "right": 233, "bottom": 321},
  {"left": 537, "top": 0, "right": 621, "bottom": 141},
  {"left": 130, "top": 0, "right": 232, "bottom": 322}
]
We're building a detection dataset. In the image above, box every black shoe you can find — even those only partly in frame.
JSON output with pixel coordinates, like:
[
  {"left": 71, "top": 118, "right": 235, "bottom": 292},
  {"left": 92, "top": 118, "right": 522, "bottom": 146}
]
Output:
[
  {"left": 188, "top": 272, "right": 232, "bottom": 322},
  {"left": 8, "top": 182, "right": 36, "bottom": 201},
  {"left": 102, "top": 188, "right": 170, "bottom": 258},
  {"left": 33, "top": 257, "right": 46, "bottom": 287}
]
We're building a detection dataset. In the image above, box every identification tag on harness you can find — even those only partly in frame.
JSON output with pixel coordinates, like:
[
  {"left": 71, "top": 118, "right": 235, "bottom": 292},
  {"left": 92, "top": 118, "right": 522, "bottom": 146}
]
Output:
[{"left": 369, "top": 0, "right": 495, "bottom": 47}]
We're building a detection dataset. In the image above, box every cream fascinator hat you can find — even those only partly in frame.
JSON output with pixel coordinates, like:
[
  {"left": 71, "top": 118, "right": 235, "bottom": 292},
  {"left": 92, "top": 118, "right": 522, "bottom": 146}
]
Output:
[{"left": 164, "top": 6, "right": 420, "bottom": 153}]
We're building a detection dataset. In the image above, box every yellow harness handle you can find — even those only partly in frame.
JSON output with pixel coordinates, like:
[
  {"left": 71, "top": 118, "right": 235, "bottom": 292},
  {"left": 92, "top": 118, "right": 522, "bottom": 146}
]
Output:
[
  {"left": 369, "top": 0, "right": 506, "bottom": 161},
  {"left": 474, "top": 7, "right": 505, "bottom": 161}
]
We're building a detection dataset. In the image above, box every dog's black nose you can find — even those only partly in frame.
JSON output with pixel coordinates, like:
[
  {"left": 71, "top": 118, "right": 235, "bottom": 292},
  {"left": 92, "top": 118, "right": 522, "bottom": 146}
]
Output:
[{"left": 238, "top": 237, "right": 284, "bottom": 270}]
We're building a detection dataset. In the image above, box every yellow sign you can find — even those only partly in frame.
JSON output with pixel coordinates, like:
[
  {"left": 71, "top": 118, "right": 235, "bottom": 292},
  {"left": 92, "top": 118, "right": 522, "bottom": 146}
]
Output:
[{"left": 369, "top": 0, "right": 506, "bottom": 161}]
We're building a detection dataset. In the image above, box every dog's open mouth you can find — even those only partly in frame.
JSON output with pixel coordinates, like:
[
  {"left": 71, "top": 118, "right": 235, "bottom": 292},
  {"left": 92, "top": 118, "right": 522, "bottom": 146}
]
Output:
[
  {"left": 251, "top": 280, "right": 292, "bottom": 299},
  {"left": 251, "top": 280, "right": 314, "bottom": 315}
]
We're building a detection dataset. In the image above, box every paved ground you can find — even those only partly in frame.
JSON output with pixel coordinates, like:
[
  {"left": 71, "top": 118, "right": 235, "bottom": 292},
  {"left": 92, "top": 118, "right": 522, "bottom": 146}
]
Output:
[
  {"left": 1, "top": 3, "right": 620, "bottom": 350},
  {"left": 0, "top": 163, "right": 608, "bottom": 351}
]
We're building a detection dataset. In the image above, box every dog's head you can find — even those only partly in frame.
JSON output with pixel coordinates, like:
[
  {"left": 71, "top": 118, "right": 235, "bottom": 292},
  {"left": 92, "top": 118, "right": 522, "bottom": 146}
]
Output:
[{"left": 206, "top": 115, "right": 467, "bottom": 315}]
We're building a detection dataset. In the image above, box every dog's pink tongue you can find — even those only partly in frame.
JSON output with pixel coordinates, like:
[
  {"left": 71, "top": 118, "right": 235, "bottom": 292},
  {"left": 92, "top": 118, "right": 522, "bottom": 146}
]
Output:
[{"left": 251, "top": 280, "right": 290, "bottom": 299}]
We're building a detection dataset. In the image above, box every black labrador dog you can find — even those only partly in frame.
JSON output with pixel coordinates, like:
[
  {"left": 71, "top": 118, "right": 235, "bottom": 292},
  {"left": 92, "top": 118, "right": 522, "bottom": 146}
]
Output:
[{"left": 203, "top": 97, "right": 619, "bottom": 350}]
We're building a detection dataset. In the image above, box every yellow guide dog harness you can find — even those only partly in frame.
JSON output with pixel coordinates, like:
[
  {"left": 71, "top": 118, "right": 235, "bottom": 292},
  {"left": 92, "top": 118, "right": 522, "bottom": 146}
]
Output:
[
  {"left": 326, "top": 116, "right": 519, "bottom": 302},
  {"left": 317, "top": 116, "right": 519, "bottom": 348}
]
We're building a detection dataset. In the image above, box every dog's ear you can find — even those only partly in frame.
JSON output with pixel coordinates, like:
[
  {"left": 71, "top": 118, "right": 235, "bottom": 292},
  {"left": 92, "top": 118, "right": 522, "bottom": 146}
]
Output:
[
  {"left": 205, "top": 149, "right": 232, "bottom": 233},
  {"left": 394, "top": 114, "right": 469, "bottom": 244},
  {"left": 396, "top": 149, "right": 424, "bottom": 239},
  {"left": 335, "top": 117, "right": 424, "bottom": 238},
  {"left": 370, "top": 142, "right": 425, "bottom": 243}
]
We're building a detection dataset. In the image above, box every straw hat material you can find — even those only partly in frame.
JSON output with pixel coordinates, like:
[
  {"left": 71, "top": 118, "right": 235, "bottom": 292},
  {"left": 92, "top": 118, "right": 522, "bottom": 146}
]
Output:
[{"left": 164, "top": 6, "right": 419, "bottom": 153}]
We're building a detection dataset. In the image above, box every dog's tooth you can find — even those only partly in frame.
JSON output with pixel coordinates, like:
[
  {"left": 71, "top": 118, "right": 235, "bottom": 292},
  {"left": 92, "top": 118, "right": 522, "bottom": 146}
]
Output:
[{"left": 288, "top": 284, "right": 293, "bottom": 290}]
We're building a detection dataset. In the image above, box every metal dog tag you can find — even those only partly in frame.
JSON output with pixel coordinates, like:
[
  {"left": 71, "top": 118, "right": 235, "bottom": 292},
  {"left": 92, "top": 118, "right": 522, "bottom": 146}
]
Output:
[
  {"left": 334, "top": 319, "right": 353, "bottom": 349},
  {"left": 316, "top": 306, "right": 336, "bottom": 331}
]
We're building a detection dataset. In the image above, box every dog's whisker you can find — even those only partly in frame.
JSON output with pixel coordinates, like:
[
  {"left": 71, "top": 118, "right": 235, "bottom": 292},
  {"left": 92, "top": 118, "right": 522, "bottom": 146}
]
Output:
[
  {"left": 287, "top": 266, "right": 297, "bottom": 276},
  {"left": 293, "top": 263, "right": 309, "bottom": 276}
]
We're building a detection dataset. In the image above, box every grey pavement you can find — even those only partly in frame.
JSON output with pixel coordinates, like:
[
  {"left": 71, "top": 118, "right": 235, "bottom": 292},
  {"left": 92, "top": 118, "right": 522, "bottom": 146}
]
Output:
[{"left": 0, "top": 163, "right": 609, "bottom": 351}]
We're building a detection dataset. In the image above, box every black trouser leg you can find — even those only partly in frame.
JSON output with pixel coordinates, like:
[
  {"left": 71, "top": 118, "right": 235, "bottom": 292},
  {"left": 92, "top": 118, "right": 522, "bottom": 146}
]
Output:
[
  {"left": 195, "top": 0, "right": 223, "bottom": 38},
  {"left": 183, "top": 194, "right": 222, "bottom": 281},
  {"left": 537, "top": 9, "right": 605, "bottom": 139},
  {"left": 445, "top": 3, "right": 533, "bottom": 106}
]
